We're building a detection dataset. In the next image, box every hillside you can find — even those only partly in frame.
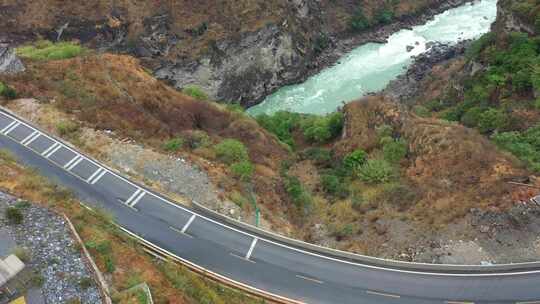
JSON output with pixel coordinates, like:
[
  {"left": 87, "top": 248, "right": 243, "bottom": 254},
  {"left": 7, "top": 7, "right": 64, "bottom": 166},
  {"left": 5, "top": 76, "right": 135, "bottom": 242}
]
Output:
[
  {"left": 0, "top": 0, "right": 539, "bottom": 275},
  {"left": 0, "top": 0, "right": 472, "bottom": 105}
]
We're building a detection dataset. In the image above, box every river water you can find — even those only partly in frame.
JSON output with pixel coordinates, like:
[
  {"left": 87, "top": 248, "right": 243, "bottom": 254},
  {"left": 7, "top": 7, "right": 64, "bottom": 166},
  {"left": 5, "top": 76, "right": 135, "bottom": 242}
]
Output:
[{"left": 248, "top": 0, "right": 498, "bottom": 115}]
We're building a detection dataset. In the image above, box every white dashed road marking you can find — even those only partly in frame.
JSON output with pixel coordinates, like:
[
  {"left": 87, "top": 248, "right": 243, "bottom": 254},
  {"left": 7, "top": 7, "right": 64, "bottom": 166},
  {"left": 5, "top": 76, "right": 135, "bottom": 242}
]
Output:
[
  {"left": 181, "top": 214, "right": 196, "bottom": 234},
  {"left": 86, "top": 167, "right": 104, "bottom": 184},
  {"left": 0, "top": 120, "right": 17, "bottom": 134},
  {"left": 128, "top": 190, "right": 145, "bottom": 208},
  {"left": 366, "top": 290, "right": 401, "bottom": 299},
  {"left": 41, "top": 142, "right": 60, "bottom": 157},
  {"left": 246, "top": 237, "right": 258, "bottom": 260},
  {"left": 1, "top": 121, "right": 18, "bottom": 135},
  {"left": 44, "top": 143, "right": 62, "bottom": 158},
  {"left": 295, "top": 274, "right": 324, "bottom": 284},
  {"left": 90, "top": 169, "right": 107, "bottom": 185},
  {"left": 125, "top": 189, "right": 142, "bottom": 205},
  {"left": 20, "top": 130, "right": 39, "bottom": 146},
  {"left": 64, "top": 155, "right": 82, "bottom": 169},
  {"left": 66, "top": 156, "right": 84, "bottom": 171}
]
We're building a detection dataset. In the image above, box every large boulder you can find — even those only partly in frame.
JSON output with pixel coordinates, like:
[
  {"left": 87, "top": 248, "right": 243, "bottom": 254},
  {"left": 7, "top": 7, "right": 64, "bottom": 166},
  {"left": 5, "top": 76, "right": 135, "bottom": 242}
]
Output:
[{"left": 0, "top": 47, "right": 25, "bottom": 75}]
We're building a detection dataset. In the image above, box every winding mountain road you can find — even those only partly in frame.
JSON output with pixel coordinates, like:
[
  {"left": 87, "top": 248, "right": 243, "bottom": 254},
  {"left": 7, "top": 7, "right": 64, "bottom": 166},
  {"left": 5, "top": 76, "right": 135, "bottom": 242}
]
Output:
[{"left": 1, "top": 108, "right": 540, "bottom": 304}]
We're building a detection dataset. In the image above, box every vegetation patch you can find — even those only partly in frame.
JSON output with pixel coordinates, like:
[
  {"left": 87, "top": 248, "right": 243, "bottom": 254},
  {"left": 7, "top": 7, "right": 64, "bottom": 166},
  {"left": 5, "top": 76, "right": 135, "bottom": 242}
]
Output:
[
  {"left": 182, "top": 85, "right": 208, "bottom": 100},
  {"left": 256, "top": 111, "right": 343, "bottom": 147},
  {"left": 215, "top": 139, "right": 249, "bottom": 164},
  {"left": 16, "top": 40, "right": 85, "bottom": 61},
  {"left": 0, "top": 82, "right": 17, "bottom": 99}
]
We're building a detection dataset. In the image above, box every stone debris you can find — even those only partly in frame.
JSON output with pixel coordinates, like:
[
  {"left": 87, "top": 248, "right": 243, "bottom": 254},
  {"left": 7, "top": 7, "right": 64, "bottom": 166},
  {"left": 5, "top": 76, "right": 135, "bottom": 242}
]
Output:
[{"left": 0, "top": 192, "right": 101, "bottom": 304}]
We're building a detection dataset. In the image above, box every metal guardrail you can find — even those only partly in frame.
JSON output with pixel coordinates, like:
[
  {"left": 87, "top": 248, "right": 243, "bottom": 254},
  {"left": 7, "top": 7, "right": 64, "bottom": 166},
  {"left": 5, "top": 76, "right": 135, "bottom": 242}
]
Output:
[{"left": 191, "top": 201, "right": 540, "bottom": 274}]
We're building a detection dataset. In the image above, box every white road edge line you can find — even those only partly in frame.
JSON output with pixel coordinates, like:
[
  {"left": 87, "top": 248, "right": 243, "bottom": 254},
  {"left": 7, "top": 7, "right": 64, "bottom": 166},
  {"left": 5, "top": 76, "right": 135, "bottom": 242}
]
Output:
[
  {"left": 0, "top": 120, "right": 17, "bottom": 134},
  {"left": 366, "top": 290, "right": 401, "bottom": 298},
  {"left": 516, "top": 301, "right": 540, "bottom": 304},
  {"left": 1, "top": 121, "right": 19, "bottom": 135},
  {"left": 246, "top": 238, "right": 258, "bottom": 260},
  {"left": 295, "top": 275, "right": 324, "bottom": 284},
  {"left": 63, "top": 155, "right": 82, "bottom": 169},
  {"left": 90, "top": 169, "right": 107, "bottom": 185},
  {"left": 182, "top": 214, "right": 196, "bottom": 234},
  {"left": 44, "top": 143, "right": 62, "bottom": 158},
  {"left": 7, "top": 109, "right": 540, "bottom": 278},
  {"left": 20, "top": 130, "right": 38, "bottom": 146},
  {"left": 129, "top": 191, "right": 146, "bottom": 208}
]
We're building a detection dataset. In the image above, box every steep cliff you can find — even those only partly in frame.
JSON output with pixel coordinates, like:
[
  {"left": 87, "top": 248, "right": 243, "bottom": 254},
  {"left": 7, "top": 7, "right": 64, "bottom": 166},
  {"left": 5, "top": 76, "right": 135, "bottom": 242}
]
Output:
[{"left": 0, "top": 0, "right": 471, "bottom": 106}]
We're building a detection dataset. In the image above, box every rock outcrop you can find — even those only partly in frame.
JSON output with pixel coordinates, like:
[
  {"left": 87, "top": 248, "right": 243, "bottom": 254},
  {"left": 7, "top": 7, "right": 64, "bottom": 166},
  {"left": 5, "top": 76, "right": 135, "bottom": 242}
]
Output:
[{"left": 0, "top": 47, "right": 24, "bottom": 74}]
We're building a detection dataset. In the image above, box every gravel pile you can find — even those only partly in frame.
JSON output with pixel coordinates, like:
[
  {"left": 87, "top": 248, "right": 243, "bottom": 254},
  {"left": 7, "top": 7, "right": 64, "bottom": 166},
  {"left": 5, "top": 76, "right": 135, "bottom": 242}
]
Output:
[{"left": 0, "top": 192, "right": 102, "bottom": 304}]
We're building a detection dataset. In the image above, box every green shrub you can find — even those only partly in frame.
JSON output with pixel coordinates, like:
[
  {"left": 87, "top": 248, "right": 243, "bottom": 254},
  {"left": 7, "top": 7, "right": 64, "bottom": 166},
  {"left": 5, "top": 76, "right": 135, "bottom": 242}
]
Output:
[
  {"left": 349, "top": 8, "right": 370, "bottom": 32},
  {"left": 413, "top": 105, "right": 430, "bottom": 117},
  {"left": 256, "top": 111, "right": 301, "bottom": 147},
  {"left": 79, "top": 277, "right": 94, "bottom": 290},
  {"left": 465, "top": 32, "right": 495, "bottom": 60},
  {"left": 321, "top": 174, "right": 339, "bottom": 194},
  {"left": 104, "top": 256, "right": 116, "bottom": 273},
  {"left": 56, "top": 121, "right": 80, "bottom": 137},
  {"left": 535, "top": 98, "right": 540, "bottom": 110},
  {"left": 183, "top": 85, "right": 208, "bottom": 100},
  {"left": 358, "top": 159, "right": 394, "bottom": 183},
  {"left": 185, "top": 130, "right": 211, "bottom": 149},
  {"left": 343, "top": 149, "right": 367, "bottom": 172},
  {"left": 460, "top": 106, "right": 485, "bottom": 128},
  {"left": 492, "top": 124, "right": 540, "bottom": 172},
  {"left": 12, "top": 246, "right": 30, "bottom": 262},
  {"left": 284, "top": 176, "right": 312, "bottom": 210},
  {"left": 382, "top": 139, "right": 408, "bottom": 163},
  {"left": 230, "top": 161, "right": 254, "bottom": 181},
  {"left": 313, "top": 33, "right": 330, "bottom": 55},
  {"left": 5, "top": 207, "right": 23, "bottom": 224},
  {"left": 301, "top": 112, "right": 344, "bottom": 143},
  {"left": 531, "top": 63, "right": 540, "bottom": 92},
  {"left": 424, "top": 100, "right": 445, "bottom": 112},
  {"left": 478, "top": 108, "right": 509, "bottom": 133},
  {"left": 374, "top": 8, "right": 394, "bottom": 25},
  {"left": 163, "top": 137, "right": 184, "bottom": 152},
  {"left": 226, "top": 103, "right": 245, "bottom": 114},
  {"left": 376, "top": 124, "right": 393, "bottom": 139},
  {"left": 215, "top": 139, "right": 249, "bottom": 164},
  {"left": 16, "top": 40, "right": 85, "bottom": 61},
  {"left": 333, "top": 223, "right": 354, "bottom": 239},
  {"left": 302, "top": 147, "right": 332, "bottom": 165},
  {"left": 0, "top": 82, "right": 17, "bottom": 99}
]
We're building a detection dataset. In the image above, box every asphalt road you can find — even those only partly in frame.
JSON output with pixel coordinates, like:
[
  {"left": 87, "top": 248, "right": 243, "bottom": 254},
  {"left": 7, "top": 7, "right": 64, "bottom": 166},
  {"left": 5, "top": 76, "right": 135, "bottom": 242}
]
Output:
[{"left": 1, "top": 109, "right": 540, "bottom": 304}]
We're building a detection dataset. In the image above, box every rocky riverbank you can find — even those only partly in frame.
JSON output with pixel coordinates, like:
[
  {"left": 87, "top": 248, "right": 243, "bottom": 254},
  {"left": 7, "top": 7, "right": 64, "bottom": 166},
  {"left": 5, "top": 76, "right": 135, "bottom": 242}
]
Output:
[{"left": 382, "top": 40, "right": 472, "bottom": 103}]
